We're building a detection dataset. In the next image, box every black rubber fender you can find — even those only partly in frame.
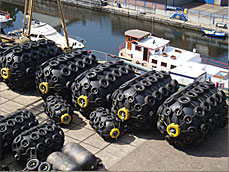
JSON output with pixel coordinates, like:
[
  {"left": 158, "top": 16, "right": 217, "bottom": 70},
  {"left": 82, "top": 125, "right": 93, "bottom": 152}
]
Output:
[
  {"left": 89, "top": 107, "right": 123, "bottom": 141},
  {"left": 43, "top": 95, "right": 73, "bottom": 125},
  {"left": 71, "top": 60, "right": 136, "bottom": 119},
  {"left": 157, "top": 81, "right": 228, "bottom": 147},
  {"left": 0, "top": 39, "right": 62, "bottom": 91},
  {"left": 111, "top": 70, "right": 178, "bottom": 131},
  {"left": 0, "top": 110, "right": 38, "bottom": 152},
  {"left": 12, "top": 121, "right": 64, "bottom": 163},
  {"left": 35, "top": 49, "right": 98, "bottom": 104}
]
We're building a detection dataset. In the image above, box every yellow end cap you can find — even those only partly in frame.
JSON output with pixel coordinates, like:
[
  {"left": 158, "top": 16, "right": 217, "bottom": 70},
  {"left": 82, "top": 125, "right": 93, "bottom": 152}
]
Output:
[
  {"left": 110, "top": 128, "right": 120, "bottom": 139},
  {"left": 117, "top": 107, "right": 130, "bottom": 121},
  {"left": 1, "top": 68, "right": 11, "bottom": 79},
  {"left": 61, "top": 113, "right": 72, "bottom": 125},
  {"left": 167, "top": 123, "right": 181, "bottom": 138},
  {"left": 77, "top": 95, "right": 89, "bottom": 108},
  {"left": 39, "top": 82, "right": 49, "bottom": 94}
]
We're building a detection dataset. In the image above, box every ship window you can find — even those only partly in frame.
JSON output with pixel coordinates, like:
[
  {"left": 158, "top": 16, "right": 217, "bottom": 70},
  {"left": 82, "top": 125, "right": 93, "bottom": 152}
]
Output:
[
  {"left": 39, "top": 35, "right": 45, "bottom": 38},
  {"left": 30, "top": 34, "right": 37, "bottom": 37},
  {"left": 161, "top": 62, "right": 167, "bottom": 67},
  {"left": 132, "top": 38, "right": 137, "bottom": 41},
  {"left": 151, "top": 59, "right": 157, "bottom": 64},
  {"left": 171, "top": 65, "right": 176, "bottom": 69},
  {"left": 135, "top": 46, "right": 142, "bottom": 51}
]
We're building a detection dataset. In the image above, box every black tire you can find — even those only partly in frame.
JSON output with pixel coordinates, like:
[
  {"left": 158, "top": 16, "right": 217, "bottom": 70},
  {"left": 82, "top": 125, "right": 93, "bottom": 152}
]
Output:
[{"left": 26, "top": 159, "right": 40, "bottom": 171}]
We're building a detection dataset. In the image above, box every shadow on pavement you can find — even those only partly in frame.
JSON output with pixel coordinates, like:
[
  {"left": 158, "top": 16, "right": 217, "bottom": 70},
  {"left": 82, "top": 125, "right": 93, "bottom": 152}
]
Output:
[{"left": 177, "top": 126, "right": 228, "bottom": 157}]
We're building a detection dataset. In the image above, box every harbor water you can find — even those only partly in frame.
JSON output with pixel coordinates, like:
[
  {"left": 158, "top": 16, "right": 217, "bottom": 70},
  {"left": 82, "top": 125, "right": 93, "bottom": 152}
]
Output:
[{"left": 0, "top": 0, "right": 228, "bottom": 63}]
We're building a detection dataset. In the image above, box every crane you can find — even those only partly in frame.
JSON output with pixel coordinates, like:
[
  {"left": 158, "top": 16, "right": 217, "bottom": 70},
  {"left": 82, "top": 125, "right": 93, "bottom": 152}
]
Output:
[{"left": 22, "top": 0, "right": 70, "bottom": 50}]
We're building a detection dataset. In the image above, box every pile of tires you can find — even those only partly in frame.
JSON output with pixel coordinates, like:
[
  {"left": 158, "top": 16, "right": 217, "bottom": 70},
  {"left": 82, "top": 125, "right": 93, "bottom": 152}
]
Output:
[
  {"left": 157, "top": 81, "right": 228, "bottom": 147},
  {"left": 36, "top": 50, "right": 98, "bottom": 103},
  {"left": 43, "top": 95, "right": 73, "bottom": 125},
  {"left": 12, "top": 121, "right": 64, "bottom": 163},
  {"left": 0, "top": 110, "right": 38, "bottom": 155},
  {"left": 111, "top": 70, "right": 179, "bottom": 131},
  {"left": 89, "top": 107, "right": 122, "bottom": 141},
  {"left": 71, "top": 60, "right": 136, "bottom": 119},
  {"left": 0, "top": 39, "right": 62, "bottom": 91}
]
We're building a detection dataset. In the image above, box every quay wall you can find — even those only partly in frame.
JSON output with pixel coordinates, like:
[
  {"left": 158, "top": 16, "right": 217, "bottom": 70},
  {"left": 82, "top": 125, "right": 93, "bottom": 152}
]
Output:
[{"left": 2, "top": 0, "right": 228, "bottom": 34}]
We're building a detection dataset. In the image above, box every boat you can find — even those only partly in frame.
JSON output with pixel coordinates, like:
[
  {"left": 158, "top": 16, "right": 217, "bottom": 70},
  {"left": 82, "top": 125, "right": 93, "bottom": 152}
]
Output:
[
  {"left": 0, "top": 11, "right": 12, "bottom": 29},
  {"left": 201, "top": 28, "right": 227, "bottom": 37},
  {"left": 118, "top": 29, "right": 228, "bottom": 95},
  {"left": 8, "top": 20, "right": 85, "bottom": 50}
]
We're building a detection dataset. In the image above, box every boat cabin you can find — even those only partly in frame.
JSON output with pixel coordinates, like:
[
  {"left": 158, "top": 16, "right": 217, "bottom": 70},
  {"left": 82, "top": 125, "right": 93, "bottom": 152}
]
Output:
[{"left": 120, "top": 29, "right": 200, "bottom": 71}]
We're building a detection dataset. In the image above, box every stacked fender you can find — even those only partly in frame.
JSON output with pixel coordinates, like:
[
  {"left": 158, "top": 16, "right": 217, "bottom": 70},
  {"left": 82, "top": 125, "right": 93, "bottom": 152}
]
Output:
[
  {"left": 0, "top": 39, "right": 62, "bottom": 91},
  {"left": 89, "top": 107, "right": 122, "bottom": 141},
  {"left": 62, "top": 142, "right": 102, "bottom": 170},
  {"left": 43, "top": 95, "right": 73, "bottom": 125},
  {"left": 111, "top": 70, "right": 179, "bottom": 131},
  {"left": 0, "top": 110, "right": 38, "bottom": 153},
  {"left": 12, "top": 121, "right": 64, "bottom": 163},
  {"left": 157, "top": 81, "right": 228, "bottom": 147},
  {"left": 36, "top": 50, "right": 98, "bottom": 103},
  {"left": 71, "top": 60, "right": 136, "bottom": 119}
]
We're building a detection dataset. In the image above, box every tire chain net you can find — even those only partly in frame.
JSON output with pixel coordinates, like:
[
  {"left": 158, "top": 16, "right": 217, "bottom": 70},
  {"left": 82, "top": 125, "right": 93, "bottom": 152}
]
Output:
[
  {"left": 111, "top": 70, "right": 179, "bottom": 131},
  {"left": 89, "top": 107, "right": 122, "bottom": 141},
  {"left": 12, "top": 121, "right": 64, "bottom": 163},
  {"left": 157, "top": 81, "right": 228, "bottom": 147},
  {"left": 71, "top": 60, "right": 136, "bottom": 119},
  {"left": 43, "top": 95, "right": 73, "bottom": 125},
  {"left": 35, "top": 49, "right": 98, "bottom": 104},
  {"left": 0, "top": 110, "right": 38, "bottom": 157},
  {"left": 0, "top": 39, "right": 62, "bottom": 91}
]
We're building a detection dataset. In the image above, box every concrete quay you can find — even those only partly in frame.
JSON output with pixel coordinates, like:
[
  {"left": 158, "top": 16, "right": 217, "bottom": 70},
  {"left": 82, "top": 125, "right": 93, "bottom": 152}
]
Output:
[
  {"left": 0, "top": 81, "right": 228, "bottom": 171},
  {"left": 57, "top": 0, "right": 229, "bottom": 34}
]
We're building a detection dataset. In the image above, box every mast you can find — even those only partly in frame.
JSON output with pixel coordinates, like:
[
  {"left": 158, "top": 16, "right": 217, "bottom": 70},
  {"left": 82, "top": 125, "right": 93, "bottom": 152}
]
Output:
[
  {"left": 22, "top": 0, "right": 28, "bottom": 35},
  {"left": 27, "top": 0, "right": 34, "bottom": 36},
  {"left": 56, "top": 0, "right": 70, "bottom": 50}
]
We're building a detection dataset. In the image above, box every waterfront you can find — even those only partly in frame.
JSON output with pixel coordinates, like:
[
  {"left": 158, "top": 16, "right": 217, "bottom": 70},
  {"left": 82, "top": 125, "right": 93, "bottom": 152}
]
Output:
[{"left": 0, "top": 0, "right": 228, "bottom": 63}]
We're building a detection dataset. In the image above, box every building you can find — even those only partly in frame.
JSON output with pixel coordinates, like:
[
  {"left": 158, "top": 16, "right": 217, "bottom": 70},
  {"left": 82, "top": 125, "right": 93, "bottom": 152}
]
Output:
[
  {"left": 200, "top": 0, "right": 228, "bottom": 6},
  {"left": 148, "top": 0, "right": 228, "bottom": 6}
]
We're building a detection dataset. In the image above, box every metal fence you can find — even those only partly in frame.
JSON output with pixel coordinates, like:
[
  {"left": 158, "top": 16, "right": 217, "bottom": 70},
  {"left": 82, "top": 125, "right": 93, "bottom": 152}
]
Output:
[{"left": 108, "top": 0, "right": 229, "bottom": 26}]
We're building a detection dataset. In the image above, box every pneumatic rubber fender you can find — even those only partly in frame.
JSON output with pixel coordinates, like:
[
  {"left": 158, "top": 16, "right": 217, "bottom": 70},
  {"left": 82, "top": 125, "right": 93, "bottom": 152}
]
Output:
[
  {"left": 71, "top": 60, "right": 136, "bottom": 119},
  {"left": 47, "top": 152, "right": 82, "bottom": 171},
  {"left": 0, "top": 110, "right": 38, "bottom": 154},
  {"left": 0, "top": 42, "right": 18, "bottom": 82},
  {"left": 36, "top": 49, "right": 98, "bottom": 104},
  {"left": 43, "top": 95, "right": 73, "bottom": 125},
  {"left": 0, "top": 39, "right": 62, "bottom": 91},
  {"left": 89, "top": 107, "right": 123, "bottom": 141},
  {"left": 62, "top": 142, "right": 102, "bottom": 171},
  {"left": 157, "top": 81, "right": 228, "bottom": 147},
  {"left": 111, "top": 70, "right": 179, "bottom": 131},
  {"left": 12, "top": 121, "right": 64, "bottom": 163}
]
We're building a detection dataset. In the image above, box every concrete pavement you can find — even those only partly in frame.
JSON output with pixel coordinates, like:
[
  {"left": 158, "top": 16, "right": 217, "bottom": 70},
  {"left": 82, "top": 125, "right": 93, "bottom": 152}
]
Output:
[{"left": 1, "top": 81, "right": 229, "bottom": 171}]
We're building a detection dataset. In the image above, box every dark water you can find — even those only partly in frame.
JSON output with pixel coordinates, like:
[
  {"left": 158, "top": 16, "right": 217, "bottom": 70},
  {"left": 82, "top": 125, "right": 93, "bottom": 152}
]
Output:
[{"left": 0, "top": 0, "right": 228, "bottom": 63}]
